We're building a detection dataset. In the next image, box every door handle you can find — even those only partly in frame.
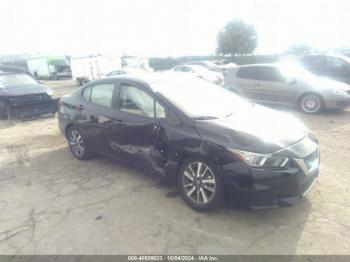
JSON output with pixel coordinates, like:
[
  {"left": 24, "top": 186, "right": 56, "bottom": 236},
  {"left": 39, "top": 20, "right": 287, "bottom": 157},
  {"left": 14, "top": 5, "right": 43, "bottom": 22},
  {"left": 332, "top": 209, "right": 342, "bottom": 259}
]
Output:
[{"left": 114, "top": 119, "right": 126, "bottom": 126}]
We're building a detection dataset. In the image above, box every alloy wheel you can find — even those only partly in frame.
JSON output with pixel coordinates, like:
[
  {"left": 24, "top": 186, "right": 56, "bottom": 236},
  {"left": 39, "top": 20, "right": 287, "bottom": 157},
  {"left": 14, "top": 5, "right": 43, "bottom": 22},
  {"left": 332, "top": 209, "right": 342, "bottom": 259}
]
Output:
[
  {"left": 182, "top": 161, "right": 216, "bottom": 205},
  {"left": 301, "top": 94, "right": 322, "bottom": 113},
  {"left": 69, "top": 129, "right": 85, "bottom": 158}
]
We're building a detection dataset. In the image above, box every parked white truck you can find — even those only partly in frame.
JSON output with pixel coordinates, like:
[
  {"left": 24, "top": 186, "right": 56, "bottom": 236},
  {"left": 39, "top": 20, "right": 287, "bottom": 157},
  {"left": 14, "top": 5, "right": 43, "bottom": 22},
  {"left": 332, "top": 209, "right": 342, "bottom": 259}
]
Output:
[
  {"left": 71, "top": 55, "right": 122, "bottom": 85},
  {"left": 26, "top": 56, "right": 72, "bottom": 80}
]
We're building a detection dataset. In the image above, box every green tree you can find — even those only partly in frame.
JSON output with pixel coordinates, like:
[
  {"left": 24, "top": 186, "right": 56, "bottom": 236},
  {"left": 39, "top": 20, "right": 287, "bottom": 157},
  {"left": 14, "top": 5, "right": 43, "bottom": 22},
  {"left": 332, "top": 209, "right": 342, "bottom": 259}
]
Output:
[{"left": 217, "top": 19, "right": 258, "bottom": 57}]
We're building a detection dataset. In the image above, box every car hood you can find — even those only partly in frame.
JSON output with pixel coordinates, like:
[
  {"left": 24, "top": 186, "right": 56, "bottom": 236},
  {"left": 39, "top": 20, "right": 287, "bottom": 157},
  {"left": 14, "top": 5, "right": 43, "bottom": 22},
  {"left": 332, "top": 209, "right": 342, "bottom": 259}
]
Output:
[
  {"left": 195, "top": 105, "right": 308, "bottom": 154},
  {"left": 200, "top": 71, "right": 222, "bottom": 79},
  {"left": 0, "top": 84, "right": 50, "bottom": 96}
]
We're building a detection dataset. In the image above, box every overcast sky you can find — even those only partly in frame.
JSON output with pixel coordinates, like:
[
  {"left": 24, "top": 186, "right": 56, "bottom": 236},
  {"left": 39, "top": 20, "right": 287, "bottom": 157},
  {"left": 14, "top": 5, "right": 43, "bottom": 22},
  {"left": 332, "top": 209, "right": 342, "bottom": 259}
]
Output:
[{"left": 1, "top": 0, "right": 349, "bottom": 57}]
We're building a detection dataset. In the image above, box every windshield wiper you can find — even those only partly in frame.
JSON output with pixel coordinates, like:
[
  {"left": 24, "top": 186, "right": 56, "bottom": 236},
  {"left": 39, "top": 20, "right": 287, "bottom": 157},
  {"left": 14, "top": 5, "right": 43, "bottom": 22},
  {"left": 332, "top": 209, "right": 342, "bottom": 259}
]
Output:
[{"left": 225, "top": 112, "right": 234, "bottom": 118}]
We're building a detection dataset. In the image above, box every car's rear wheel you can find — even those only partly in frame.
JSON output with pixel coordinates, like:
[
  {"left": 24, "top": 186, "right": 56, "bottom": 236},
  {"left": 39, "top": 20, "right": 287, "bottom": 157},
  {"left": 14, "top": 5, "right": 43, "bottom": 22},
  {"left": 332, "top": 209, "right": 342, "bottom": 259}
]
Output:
[
  {"left": 178, "top": 158, "right": 224, "bottom": 211},
  {"left": 299, "top": 93, "right": 323, "bottom": 114},
  {"left": 67, "top": 126, "right": 93, "bottom": 160},
  {"left": 76, "top": 78, "right": 82, "bottom": 86}
]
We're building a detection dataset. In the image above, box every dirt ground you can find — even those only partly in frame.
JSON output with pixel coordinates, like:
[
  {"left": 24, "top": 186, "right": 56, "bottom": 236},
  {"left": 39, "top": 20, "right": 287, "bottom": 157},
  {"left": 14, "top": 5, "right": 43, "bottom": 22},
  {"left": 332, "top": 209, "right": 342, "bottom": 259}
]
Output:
[{"left": 0, "top": 80, "right": 349, "bottom": 254}]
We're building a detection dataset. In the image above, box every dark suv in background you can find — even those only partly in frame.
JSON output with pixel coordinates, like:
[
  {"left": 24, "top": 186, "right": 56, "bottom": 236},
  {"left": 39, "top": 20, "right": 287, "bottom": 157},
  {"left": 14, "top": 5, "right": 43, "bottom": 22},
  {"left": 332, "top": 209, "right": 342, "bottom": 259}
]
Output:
[{"left": 300, "top": 54, "right": 350, "bottom": 85}]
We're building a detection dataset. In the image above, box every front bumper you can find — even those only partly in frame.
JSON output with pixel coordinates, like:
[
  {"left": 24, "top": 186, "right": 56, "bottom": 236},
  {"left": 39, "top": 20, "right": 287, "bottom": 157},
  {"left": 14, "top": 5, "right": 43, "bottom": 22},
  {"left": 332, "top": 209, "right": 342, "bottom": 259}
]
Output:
[
  {"left": 7, "top": 99, "right": 58, "bottom": 119},
  {"left": 324, "top": 96, "right": 350, "bottom": 109},
  {"left": 220, "top": 138, "right": 320, "bottom": 209},
  {"left": 57, "top": 72, "right": 72, "bottom": 78}
]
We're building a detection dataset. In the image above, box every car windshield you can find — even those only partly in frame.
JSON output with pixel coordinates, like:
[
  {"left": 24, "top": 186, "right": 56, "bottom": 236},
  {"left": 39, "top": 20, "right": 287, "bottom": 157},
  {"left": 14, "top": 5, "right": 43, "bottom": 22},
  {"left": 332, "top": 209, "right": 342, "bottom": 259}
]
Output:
[
  {"left": 51, "top": 59, "right": 69, "bottom": 66},
  {"left": 0, "top": 73, "right": 38, "bottom": 86},
  {"left": 338, "top": 55, "right": 350, "bottom": 64},
  {"left": 152, "top": 77, "right": 251, "bottom": 119},
  {"left": 190, "top": 65, "right": 211, "bottom": 74}
]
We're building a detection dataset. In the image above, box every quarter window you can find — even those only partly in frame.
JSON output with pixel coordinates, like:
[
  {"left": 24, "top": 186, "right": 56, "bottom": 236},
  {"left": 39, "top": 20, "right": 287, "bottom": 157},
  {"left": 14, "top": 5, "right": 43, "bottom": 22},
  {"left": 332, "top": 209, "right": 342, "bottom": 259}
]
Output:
[
  {"left": 155, "top": 101, "right": 166, "bottom": 119},
  {"left": 90, "top": 84, "right": 115, "bottom": 107},
  {"left": 83, "top": 86, "right": 92, "bottom": 101},
  {"left": 119, "top": 84, "right": 154, "bottom": 117}
]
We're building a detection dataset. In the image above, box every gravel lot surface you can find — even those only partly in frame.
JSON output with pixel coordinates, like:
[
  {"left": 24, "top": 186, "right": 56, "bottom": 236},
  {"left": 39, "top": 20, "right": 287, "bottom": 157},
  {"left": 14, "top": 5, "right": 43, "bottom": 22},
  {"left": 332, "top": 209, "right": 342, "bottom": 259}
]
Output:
[{"left": 0, "top": 80, "right": 349, "bottom": 254}]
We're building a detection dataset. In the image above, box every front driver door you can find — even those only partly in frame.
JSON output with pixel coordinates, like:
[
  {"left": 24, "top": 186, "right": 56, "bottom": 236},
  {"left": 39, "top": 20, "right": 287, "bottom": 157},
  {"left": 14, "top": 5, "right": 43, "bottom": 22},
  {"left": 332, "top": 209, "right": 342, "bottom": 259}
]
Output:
[
  {"left": 103, "top": 82, "right": 161, "bottom": 172},
  {"left": 254, "top": 66, "right": 298, "bottom": 105}
]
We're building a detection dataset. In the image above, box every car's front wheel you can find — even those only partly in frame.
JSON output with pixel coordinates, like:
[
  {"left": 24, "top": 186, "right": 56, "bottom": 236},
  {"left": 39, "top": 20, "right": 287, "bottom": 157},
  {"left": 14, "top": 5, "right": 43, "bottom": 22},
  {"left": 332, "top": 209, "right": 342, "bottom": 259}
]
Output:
[
  {"left": 299, "top": 93, "right": 323, "bottom": 114},
  {"left": 67, "top": 126, "right": 93, "bottom": 160},
  {"left": 178, "top": 159, "right": 224, "bottom": 211}
]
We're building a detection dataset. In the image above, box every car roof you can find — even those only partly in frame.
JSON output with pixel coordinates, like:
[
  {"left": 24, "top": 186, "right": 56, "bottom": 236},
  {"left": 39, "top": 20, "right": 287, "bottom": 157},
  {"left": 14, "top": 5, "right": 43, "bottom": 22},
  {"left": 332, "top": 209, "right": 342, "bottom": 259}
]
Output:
[
  {"left": 102, "top": 73, "right": 203, "bottom": 91},
  {"left": 235, "top": 63, "right": 278, "bottom": 68}
]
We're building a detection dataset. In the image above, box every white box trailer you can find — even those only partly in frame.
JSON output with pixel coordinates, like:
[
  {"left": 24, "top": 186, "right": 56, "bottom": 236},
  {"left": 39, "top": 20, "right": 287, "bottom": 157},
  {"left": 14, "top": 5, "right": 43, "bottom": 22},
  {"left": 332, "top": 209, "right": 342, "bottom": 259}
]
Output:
[
  {"left": 71, "top": 55, "right": 122, "bottom": 85},
  {"left": 121, "top": 56, "right": 153, "bottom": 72},
  {"left": 26, "top": 56, "right": 71, "bottom": 80}
]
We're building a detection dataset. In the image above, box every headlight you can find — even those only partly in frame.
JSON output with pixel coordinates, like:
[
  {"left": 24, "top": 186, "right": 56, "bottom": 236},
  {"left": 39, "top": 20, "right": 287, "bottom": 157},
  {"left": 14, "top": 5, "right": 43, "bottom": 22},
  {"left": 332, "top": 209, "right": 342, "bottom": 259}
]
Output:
[
  {"left": 45, "top": 87, "right": 54, "bottom": 96},
  {"left": 332, "top": 89, "right": 348, "bottom": 96},
  {"left": 228, "top": 149, "right": 289, "bottom": 168}
]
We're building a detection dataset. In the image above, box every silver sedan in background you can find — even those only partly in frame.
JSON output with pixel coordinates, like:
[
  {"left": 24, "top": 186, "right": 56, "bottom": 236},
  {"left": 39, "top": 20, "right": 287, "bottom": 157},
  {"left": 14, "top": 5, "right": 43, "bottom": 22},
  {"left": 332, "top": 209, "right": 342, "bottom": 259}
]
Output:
[
  {"left": 224, "top": 63, "right": 350, "bottom": 113},
  {"left": 171, "top": 65, "right": 224, "bottom": 85}
]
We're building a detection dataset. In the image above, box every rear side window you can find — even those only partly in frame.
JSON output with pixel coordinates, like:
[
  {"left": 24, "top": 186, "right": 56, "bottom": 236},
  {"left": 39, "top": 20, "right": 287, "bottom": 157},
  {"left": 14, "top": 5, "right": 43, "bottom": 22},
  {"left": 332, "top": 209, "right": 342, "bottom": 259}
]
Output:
[
  {"left": 256, "top": 67, "right": 285, "bottom": 82},
  {"left": 174, "top": 67, "right": 184, "bottom": 72},
  {"left": 90, "top": 83, "right": 115, "bottom": 107},
  {"left": 236, "top": 67, "right": 258, "bottom": 80}
]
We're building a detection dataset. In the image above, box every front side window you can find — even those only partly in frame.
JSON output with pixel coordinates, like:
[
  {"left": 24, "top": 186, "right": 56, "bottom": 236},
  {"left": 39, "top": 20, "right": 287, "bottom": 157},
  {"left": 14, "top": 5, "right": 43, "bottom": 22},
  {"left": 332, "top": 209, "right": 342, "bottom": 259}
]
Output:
[
  {"left": 119, "top": 84, "right": 154, "bottom": 117},
  {"left": 326, "top": 57, "right": 348, "bottom": 68},
  {"left": 90, "top": 83, "right": 115, "bottom": 107},
  {"left": 236, "top": 67, "right": 258, "bottom": 80},
  {"left": 182, "top": 67, "right": 193, "bottom": 73},
  {"left": 174, "top": 67, "right": 184, "bottom": 72}
]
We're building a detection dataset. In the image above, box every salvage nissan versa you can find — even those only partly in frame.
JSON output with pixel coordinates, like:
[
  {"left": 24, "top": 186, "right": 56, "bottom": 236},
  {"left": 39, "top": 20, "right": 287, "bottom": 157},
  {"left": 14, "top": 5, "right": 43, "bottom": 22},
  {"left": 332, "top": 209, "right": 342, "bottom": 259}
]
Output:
[{"left": 58, "top": 74, "right": 320, "bottom": 211}]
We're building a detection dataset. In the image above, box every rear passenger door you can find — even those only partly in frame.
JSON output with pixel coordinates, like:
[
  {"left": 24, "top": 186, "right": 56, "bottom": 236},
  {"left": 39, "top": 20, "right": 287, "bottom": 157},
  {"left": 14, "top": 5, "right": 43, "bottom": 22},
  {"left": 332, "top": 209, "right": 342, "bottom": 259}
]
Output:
[{"left": 78, "top": 80, "right": 119, "bottom": 154}]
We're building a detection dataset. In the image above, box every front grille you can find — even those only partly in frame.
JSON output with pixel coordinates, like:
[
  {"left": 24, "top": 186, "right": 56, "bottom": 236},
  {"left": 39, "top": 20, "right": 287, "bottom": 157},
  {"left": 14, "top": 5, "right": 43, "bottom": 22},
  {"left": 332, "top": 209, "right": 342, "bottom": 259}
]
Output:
[{"left": 9, "top": 93, "right": 50, "bottom": 104}]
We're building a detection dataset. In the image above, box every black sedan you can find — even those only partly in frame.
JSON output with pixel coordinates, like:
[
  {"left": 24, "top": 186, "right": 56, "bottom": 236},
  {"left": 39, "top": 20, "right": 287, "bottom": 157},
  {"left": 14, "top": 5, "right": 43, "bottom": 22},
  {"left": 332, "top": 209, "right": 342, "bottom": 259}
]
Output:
[
  {"left": 58, "top": 74, "right": 320, "bottom": 211},
  {"left": 0, "top": 72, "right": 57, "bottom": 119}
]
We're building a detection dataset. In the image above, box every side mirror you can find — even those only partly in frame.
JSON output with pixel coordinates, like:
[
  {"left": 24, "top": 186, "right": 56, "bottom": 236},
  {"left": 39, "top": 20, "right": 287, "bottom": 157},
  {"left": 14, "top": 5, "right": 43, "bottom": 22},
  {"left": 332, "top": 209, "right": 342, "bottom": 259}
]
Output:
[{"left": 285, "top": 77, "right": 296, "bottom": 85}]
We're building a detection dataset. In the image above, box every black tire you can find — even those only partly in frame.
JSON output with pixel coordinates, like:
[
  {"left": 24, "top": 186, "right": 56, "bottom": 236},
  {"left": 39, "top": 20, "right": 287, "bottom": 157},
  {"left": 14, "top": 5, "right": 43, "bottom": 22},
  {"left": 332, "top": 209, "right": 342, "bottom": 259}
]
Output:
[
  {"left": 299, "top": 93, "right": 324, "bottom": 114},
  {"left": 178, "top": 157, "right": 224, "bottom": 211},
  {"left": 67, "top": 126, "right": 93, "bottom": 160},
  {"left": 76, "top": 78, "right": 82, "bottom": 86}
]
